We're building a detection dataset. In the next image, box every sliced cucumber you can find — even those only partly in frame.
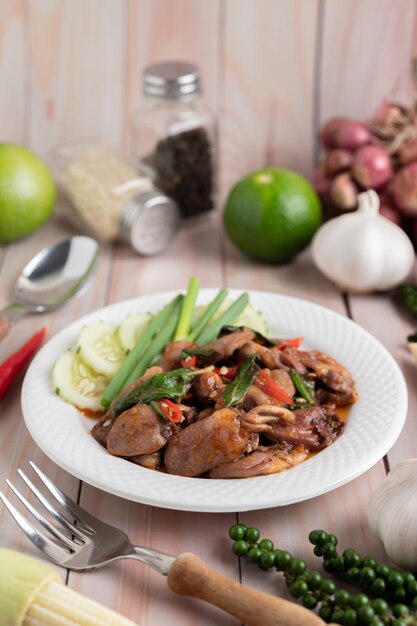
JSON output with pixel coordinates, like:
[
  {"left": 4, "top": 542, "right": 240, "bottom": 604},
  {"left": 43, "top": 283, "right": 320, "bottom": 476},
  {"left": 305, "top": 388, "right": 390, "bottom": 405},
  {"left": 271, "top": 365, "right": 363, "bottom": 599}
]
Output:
[
  {"left": 76, "top": 321, "right": 125, "bottom": 377},
  {"left": 52, "top": 350, "right": 109, "bottom": 411},
  {"left": 117, "top": 312, "right": 152, "bottom": 351},
  {"left": 194, "top": 301, "right": 269, "bottom": 336}
]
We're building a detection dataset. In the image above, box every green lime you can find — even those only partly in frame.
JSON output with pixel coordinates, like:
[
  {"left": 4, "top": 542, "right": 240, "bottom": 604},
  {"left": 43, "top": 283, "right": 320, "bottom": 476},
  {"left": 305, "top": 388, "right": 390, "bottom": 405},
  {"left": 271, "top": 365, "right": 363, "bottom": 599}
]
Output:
[
  {"left": 224, "top": 167, "right": 322, "bottom": 263},
  {"left": 0, "top": 144, "right": 56, "bottom": 243}
]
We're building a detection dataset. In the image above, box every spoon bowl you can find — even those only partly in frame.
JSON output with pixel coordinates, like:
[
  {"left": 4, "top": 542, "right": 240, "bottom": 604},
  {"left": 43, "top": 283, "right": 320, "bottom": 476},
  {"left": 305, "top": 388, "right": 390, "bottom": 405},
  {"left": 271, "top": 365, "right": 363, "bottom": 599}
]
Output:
[{"left": 0, "top": 236, "right": 100, "bottom": 339}]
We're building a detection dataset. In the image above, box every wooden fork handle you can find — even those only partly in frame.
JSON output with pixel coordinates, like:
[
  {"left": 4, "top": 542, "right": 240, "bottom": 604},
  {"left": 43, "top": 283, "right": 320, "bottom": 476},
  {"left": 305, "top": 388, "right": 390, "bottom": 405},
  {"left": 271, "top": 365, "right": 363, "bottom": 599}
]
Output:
[{"left": 167, "top": 553, "right": 327, "bottom": 626}]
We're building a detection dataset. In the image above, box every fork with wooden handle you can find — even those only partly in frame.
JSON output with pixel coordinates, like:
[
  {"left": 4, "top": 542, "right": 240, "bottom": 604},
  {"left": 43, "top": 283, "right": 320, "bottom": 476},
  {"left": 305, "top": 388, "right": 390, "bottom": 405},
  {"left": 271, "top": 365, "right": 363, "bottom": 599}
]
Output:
[{"left": 0, "top": 462, "right": 331, "bottom": 626}]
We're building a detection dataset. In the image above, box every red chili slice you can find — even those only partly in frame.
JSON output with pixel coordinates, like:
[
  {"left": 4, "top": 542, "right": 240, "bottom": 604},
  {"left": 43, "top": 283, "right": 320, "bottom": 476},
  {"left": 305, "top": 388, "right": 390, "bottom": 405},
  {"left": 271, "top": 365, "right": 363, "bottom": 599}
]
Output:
[
  {"left": 180, "top": 355, "right": 197, "bottom": 368},
  {"left": 274, "top": 337, "right": 304, "bottom": 350},
  {"left": 254, "top": 370, "right": 295, "bottom": 405},
  {"left": 0, "top": 327, "right": 46, "bottom": 400},
  {"left": 155, "top": 398, "right": 183, "bottom": 423},
  {"left": 214, "top": 366, "right": 238, "bottom": 380}
]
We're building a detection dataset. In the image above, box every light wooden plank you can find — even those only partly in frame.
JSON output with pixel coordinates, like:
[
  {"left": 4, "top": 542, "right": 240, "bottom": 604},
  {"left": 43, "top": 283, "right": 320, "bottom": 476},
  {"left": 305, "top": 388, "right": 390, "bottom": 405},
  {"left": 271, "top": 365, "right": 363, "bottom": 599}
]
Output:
[
  {"left": 26, "top": 0, "right": 124, "bottom": 158},
  {"left": 123, "top": 0, "right": 221, "bottom": 149},
  {"left": 0, "top": 0, "right": 25, "bottom": 142},
  {"left": 319, "top": 0, "right": 417, "bottom": 123},
  {"left": 220, "top": 0, "right": 319, "bottom": 203}
]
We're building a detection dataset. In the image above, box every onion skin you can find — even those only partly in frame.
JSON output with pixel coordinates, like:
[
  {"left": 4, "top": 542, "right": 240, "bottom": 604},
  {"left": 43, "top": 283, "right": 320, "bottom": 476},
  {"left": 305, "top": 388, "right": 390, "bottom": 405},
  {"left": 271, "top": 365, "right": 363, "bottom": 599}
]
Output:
[
  {"left": 351, "top": 145, "right": 393, "bottom": 189},
  {"left": 379, "top": 198, "right": 401, "bottom": 226},
  {"left": 323, "top": 149, "right": 352, "bottom": 177},
  {"left": 389, "top": 163, "right": 417, "bottom": 214},
  {"left": 312, "top": 167, "right": 331, "bottom": 196},
  {"left": 398, "top": 139, "right": 417, "bottom": 165},
  {"left": 320, "top": 118, "right": 349, "bottom": 149},
  {"left": 332, "top": 120, "right": 373, "bottom": 152},
  {"left": 330, "top": 173, "right": 358, "bottom": 210}
]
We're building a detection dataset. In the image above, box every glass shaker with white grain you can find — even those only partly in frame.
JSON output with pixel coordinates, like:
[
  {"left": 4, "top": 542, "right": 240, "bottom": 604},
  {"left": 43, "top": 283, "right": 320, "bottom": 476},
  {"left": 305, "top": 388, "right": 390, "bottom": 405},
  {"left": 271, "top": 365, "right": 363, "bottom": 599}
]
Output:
[
  {"left": 53, "top": 142, "right": 180, "bottom": 256},
  {"left": 131, "top": 61, "right": 217, "bottom": 220}
]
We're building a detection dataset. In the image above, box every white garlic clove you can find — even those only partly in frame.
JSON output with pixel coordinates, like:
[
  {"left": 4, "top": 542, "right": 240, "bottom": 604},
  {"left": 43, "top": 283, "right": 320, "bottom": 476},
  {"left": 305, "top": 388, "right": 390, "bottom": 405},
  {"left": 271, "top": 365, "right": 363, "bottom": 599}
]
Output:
[
  {"left": 367, "top": 458, "right": 417, "bottom": 570},
  {"left": 311, "top": 190, "right": 415, "bottom": 293}
]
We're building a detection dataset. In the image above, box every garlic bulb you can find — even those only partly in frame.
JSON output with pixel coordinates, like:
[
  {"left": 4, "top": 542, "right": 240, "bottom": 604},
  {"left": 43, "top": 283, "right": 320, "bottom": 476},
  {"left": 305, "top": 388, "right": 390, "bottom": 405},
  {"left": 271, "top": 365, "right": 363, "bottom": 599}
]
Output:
[
  {"left": 368, "top": 459, "right": 417, "bottom": 570},
  {"left": 311, "top": 190, "right": 415, "bottom": 292}
]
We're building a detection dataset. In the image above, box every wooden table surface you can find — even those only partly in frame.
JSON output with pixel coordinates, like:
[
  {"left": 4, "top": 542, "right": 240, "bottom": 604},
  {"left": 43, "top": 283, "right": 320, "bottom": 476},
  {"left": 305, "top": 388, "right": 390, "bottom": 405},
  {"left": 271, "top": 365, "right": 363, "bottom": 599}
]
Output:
[{"left": 0, "top": 211, "right": 416, "bottom": 626}]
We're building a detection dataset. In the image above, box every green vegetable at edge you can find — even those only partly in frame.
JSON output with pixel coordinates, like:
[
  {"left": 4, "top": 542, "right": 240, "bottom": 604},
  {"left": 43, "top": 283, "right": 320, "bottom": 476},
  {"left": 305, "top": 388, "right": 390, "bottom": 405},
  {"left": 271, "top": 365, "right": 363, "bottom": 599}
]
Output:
[
  {"left": 289, "top": 368, "right": 314, "bottom": 406},
  {"left": 173, "top": 276, "right": 200, "bottom": 341},
  {"left": 188, "top": 288, "right": 229, "bottom": 342},
  {"left": 223, "top": 354, "right": 259, "bottom": 407},
  {"left": 197, "top": 292, "right": 250, "bottom": 345}
]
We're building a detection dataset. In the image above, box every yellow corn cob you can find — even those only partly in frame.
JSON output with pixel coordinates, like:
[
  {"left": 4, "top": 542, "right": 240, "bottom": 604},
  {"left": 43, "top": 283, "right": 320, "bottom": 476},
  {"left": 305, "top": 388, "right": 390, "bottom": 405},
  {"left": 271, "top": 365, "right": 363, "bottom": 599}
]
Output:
[{"left": 0, "top": 549, "right": 138, "bottom": 626}]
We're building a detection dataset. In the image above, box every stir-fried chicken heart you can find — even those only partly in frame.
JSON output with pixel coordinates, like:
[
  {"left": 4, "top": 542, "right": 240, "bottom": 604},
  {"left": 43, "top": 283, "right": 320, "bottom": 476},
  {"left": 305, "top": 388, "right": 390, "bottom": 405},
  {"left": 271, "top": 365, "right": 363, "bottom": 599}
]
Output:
[
  {"left": 297, "top": 351, "right": 359, "bottom": 406},
  {"left": 107, "top": 403, "right": 177, "bottom": 457},
  {"left": 239, "top": 342, "right": 306, "bottom": 374},
  {"left": 164, "top": 407, "right": 249, "bottom": 477},
  {"left": 265, "top": 405, "right": 344, "bottom": 451},
  {"left": 192, "top": 371, "right": 224, "bottom": 405},
  {"left": 202, "top": 329, "right": 255, "bottom": 361},
  {"left": 129, "top": 451, "right": 161, "bottom": 469},
  {"left": 209, "top": 443, "right": 308, "bottom": 478},
  {"left": 159, "top": 341, "right": 196, "bottom": 370}
]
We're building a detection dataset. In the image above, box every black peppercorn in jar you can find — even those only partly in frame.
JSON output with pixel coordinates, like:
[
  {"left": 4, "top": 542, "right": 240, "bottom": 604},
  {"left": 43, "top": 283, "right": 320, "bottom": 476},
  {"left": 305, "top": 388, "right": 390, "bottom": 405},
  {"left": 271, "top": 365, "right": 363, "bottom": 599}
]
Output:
[{"left": 131, "top": 61, "right": 217, "bottom": 219}]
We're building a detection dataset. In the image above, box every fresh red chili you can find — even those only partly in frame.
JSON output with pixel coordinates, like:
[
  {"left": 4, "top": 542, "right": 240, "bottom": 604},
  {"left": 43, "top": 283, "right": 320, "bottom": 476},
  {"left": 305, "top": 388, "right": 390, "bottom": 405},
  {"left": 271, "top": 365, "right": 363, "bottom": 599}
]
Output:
[
  {"left": 155, "top": 398, "right": 183, "bottom": 423},
  {"left": 274, "top": 337, "right": 304, "bottom": 350},
  {"left": 0, "top": 328, "right": 46, "bottom": 400},
  {"left": 254, "top": 370, "right": 295, "bottom": 405},
  {"left": 180, "top": 355, "right": 197, "bottom": 368}
]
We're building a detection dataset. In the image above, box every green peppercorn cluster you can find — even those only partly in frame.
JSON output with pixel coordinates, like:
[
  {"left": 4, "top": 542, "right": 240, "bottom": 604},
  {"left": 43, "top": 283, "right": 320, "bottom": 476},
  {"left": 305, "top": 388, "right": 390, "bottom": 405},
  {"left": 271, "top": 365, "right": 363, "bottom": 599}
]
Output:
[{"left": 229, "top": 524, "right": 417, "bottom": 626}]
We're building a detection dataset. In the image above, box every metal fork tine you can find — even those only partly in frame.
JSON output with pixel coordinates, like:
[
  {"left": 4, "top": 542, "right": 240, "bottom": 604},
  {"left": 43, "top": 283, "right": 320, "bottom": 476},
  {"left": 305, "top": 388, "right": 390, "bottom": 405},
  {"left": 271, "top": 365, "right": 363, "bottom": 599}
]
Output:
[
  {"left": 0, "top": 490, "right": 70, "bottom": 565},
  {"left": 5, "top": 479, "right": 79, "bottom": 552},
  {"left": 29, "top": 462, "right": 96, "bottom": 534},
  {"left": 17, "top": 469, "right": 88, "bottom": 541}
]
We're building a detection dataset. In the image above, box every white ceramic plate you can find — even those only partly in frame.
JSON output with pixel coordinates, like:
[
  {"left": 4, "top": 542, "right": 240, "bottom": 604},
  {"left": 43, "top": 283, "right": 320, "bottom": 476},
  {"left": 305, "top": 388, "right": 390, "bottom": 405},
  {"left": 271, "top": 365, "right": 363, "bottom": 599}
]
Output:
[{"left": 22, "top": 289, "right": 407, "bottom": 512}]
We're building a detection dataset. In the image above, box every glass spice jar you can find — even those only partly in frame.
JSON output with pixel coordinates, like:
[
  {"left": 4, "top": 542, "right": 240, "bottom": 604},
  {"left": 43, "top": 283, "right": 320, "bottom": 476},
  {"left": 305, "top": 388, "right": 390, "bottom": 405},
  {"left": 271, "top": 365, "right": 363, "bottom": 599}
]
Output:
[
  {"left": 52, "top": 142, "right": 180, "bottom": 256},
  {"left": 131, "top": 61, "right": 217, "bottom": 219}
]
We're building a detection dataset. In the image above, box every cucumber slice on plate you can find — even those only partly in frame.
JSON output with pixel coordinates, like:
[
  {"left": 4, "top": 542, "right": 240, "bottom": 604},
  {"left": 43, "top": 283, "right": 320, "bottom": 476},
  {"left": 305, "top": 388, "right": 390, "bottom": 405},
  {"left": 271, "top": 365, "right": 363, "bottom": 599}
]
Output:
[
  {"left": 52, "top": 350, "right": 109, "bottom": 411},
  {"left": 117, "top": 312, "right": 152, "bottom": 351},
  {"left": 76, "top": 321, "right": 125, "bottom": 377}
]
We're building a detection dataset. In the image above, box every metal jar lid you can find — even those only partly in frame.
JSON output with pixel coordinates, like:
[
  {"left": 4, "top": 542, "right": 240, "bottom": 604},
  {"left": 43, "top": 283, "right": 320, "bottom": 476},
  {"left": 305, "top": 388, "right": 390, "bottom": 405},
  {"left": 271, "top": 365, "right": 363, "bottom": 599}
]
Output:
[
  {"left": 143, "top": 61, "right": 201, "bottom": 99},
  {"left": 119, "top": 189, "right": 180, "bottom": 256}
]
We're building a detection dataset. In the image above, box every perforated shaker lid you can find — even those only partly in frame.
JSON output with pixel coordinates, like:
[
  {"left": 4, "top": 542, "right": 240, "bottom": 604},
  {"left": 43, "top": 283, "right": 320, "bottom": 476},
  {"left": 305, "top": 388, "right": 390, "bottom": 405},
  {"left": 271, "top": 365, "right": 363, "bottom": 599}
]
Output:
[
  {"left": 143, "top": 61, "right": 201, "bottom": 99},
  {"left": 120, "top": 189, "right": 180, "bottom": 256}
]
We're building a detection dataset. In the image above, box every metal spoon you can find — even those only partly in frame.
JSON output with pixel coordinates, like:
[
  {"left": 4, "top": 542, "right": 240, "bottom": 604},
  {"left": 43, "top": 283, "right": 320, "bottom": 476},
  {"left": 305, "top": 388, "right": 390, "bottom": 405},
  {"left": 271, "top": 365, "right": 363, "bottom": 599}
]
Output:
[{"left": 0, "top": 236, "right": 100, "bottom": 340}]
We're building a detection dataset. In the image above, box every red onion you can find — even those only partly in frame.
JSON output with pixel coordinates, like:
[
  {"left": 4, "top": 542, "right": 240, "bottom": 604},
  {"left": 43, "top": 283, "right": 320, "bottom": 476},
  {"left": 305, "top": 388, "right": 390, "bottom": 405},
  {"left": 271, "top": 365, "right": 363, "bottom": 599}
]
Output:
[
  {"left": 351, "top": 145, "right": 393, "bottom": 189},
  {"left": 330, "top": 173, "right": 358, "bottom": 210},
  {"left": 323, "top": 149, "right": 352, "bottom": 177},
  {"left": 312, "top": 167, "right": 332, "bottom": 196},
  {"left": 332, "top": 120, "right": 373, "bottom": 152},
  {"left": 389, "top": 163, "right": 417, "bottom": 214},
  {"left": 398, "top": 139, "right": 417, "bottom": 165},
  {"left": 379, "top": 198, "right": 401, "bottom": 226},
  {"left": 320, "top": 118, "right": 350, "bottom": 149}
]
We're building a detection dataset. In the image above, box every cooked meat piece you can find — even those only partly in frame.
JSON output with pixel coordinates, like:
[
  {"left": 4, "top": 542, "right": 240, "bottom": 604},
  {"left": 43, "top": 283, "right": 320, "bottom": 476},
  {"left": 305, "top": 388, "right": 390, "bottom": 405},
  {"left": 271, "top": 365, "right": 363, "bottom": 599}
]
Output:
[
  {"left": 105, "top": 366, "right": 164, "bottom": 418},
  {"left": 209, "top": 443, "right": 308, "bottom": 478},
  {"left": 196, "top": 407, "right": 215, "bottom": 421},
  {"left": 241, "top": 368, "right": 296, "bottom": 410},
  {"left": 202, "top": 330, "right": 255, "bottom": 361},
  {"left": 90, "top": 414, "right": 117, "bottom": 448},
  {"left": 269, "top": 369, "right": 296, "bottom": 397},
  {"left": 241, "top": 383, "right": 275, "bottom": 410},
  {"left": 129, "top": 451, "right": 161, "bottom": 469},
  {"left": 239, "top": 341, "right": 284, "bottom": 369},
  {"left": 164, "top": 408, "right": 249, "bottom": 477},
  {"left": 278, "top": 347, "right": 307, "bottom": 374},
  {"left": 159, "top": 340, "right": 196, "bottom": 371},
  {"left": 107, "top": 403, "right": 177, "bottom": 457},
  {"left": 265, "top": 405, "right": 344, "bottom": 451},
  {"left": 242, "top": 404, "right": 295, "bottom": 432},
  {"left": 298, "top": 351, "right": 358, "bottom": 405},
  {"left": 192, "top": 371, "right": 224, "bottom": 405}
]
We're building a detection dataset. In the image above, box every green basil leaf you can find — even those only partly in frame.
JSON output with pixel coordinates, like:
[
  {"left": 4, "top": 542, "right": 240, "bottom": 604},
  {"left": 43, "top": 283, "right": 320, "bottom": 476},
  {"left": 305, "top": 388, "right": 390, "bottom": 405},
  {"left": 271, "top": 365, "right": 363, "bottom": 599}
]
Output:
[{"left": 223, "top": 355, "right": 259, "bottom": 407}]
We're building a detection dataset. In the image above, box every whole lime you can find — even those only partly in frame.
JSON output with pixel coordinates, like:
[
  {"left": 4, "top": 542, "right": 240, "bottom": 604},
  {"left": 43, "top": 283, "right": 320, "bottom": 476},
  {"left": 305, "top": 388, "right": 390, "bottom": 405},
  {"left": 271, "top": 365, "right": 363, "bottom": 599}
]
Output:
[
  {"left": 224, "top": 167, "right": 322, "bottom": 263},
  {"left": 0, "top": 144, "right": 56, "bottom": 243}
]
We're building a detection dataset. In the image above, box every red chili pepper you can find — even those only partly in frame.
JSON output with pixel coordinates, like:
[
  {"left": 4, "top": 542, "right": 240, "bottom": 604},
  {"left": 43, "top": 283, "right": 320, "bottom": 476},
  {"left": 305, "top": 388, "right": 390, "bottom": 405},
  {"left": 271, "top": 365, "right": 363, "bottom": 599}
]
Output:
[
  {"left": 274, "top": 337, "right": 304, "bottom": 350},
  {"left": 254, "top": 370, "right": 295, "bottom": 405},
  {"left": 155, "top": 398, "right": 183, "bottom": 423},
  {"left": 214, "top": 366, "right": 238, "bottom": 380},
  {"left": 0, "top": 328, "right": 46, "bottom": 400},
  {"left": 180, "top": 355, "right": 197, "bottom": 368}
]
